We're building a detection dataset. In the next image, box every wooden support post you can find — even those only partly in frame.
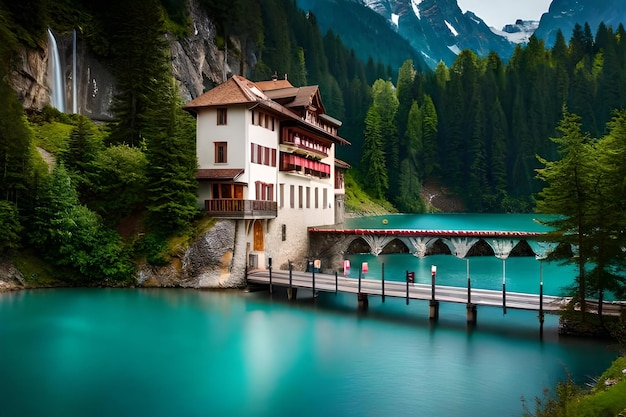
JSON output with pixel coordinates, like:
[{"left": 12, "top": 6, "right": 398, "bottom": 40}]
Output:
[
  {"left": 335, "top": 271, "right": 338, "bottom": 294},
  {"left": 467, "top": 276, "right": 471, "bottom": 304},
  {"left": 405, "top": 271, "right": 410, "bottom": 305},
  {"left": 466, "top": 303, "right": 477, "bottom": 324},
  {"left": 287, "top": 261, "right": 296, "bottom": 301},
  {"left": 429, "top": 300, "right": 439, "bottom": 320},
  {"left": 358, "top": 293, "right": 369, "bottom": 310},
  {"left": 358, "top": 269, "right": 362, "bottom": 294},
  {"left": 539, "top": 281, "right": 544, "bottom": 338},
  {"left": 312, "top": 267, "right": 316, "bottom": 299},
  {"left": 382, "top": 267, "right": 385, "bottom": 303}
]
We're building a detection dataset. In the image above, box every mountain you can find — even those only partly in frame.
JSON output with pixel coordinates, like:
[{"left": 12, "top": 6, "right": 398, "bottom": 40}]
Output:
[
  {"left": 534, "top": 0, "right": 626, "bottom": 47},
  {"left": 297, "top": 0, "right": 515, "bottom": 68},
  {"left": 295, "top": 0, "right": 429, "bottom": 71},
  {"left": 493, "top": 20, "right": 540, "bottom": 44},
  {"left": 298, "top": 0, "right": 626, "bottom": 71}
]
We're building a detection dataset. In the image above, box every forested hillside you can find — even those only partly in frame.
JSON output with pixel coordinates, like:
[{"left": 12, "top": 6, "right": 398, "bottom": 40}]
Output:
[
  {"left": 1, "top": 0, "right": 626, "bottom": 283},
  {"left": 0, "top": 0, "right": 393, "bottom": 283},
  {"left": 361, "top": 23, "right": 626, "bottom": 213}
]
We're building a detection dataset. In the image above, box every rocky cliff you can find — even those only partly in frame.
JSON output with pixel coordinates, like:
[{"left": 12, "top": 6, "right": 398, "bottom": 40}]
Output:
[
  {"left": 0, "top": 219, "right": 247, "bottom": 291},
  {"left": 8, "top": 0, "right": 236, "bottom": 116},
  {"left": 137, "top": 220, "right": 247, "bottom": 289}
]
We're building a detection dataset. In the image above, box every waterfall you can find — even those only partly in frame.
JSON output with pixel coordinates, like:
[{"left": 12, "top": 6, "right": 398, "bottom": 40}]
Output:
[
  {"left": 72, "top": 28, "right": 77, "bottom": 114},
  {"left": 47, "top": 28, "right": 65, "bottom": 112}
]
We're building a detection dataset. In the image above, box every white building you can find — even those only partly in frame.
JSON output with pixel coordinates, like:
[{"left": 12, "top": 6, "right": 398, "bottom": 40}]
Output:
[{"left": 183, "top": 75, "right": 349, "bottom": 272}]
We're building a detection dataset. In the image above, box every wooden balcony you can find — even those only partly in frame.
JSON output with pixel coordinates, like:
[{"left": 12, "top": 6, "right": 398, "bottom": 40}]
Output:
[
  {"left": 280, "top": 127, "right": 330, "bottom": 159},
  {"left": 205, "top": 199, "right": 277, "bottom": 219}
]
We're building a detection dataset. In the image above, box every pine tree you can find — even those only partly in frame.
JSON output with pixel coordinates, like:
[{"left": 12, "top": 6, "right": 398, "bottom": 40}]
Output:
[
  {"left": 361, "top": 107, "right": 387, "bottom": 200},
  {"left": 536, "top": 111, "right": 596, "bottom": 316},
  {"left": 421, "top": 95, "right": 438, "bottom": 178},
  {"left": 396, "top": 60, "right": 416, "bottom": 152},
  {"left": 106, "top": 0, "right": 171, "bottom": 147},
  {"left": 591, "top": 110, "right": 626, "bottom": 306},
  {"left": 28, "top": 163, "right": 132, "bottom": 282},
  {"left": 0, "top": 78, "right": 32, "bottom": 207},
  {"left": 371, "top": 79, "right": 399, "bottom": 198},
  {"left": 63, "top": 115, "right": 102, "bottom": 174},
  {"left": 144, "top": 79, "right": 198, "bottom": 235}
]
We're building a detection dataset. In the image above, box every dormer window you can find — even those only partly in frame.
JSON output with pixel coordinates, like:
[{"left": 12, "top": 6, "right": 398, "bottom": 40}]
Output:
[{"left": 217, "top": 108, "right": 227, "bottom": 125}]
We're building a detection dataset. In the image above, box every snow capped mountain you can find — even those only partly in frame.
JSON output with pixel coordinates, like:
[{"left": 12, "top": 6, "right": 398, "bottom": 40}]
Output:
[
  {"left": 355, "top": 0, "right": 515, "bottom": 67},
  {"left": 295, "top": 0, "right": 626, "bottom": 71},
  {"left": 493, "top": 20, "right": 540, "bottom": 44},
  {"left": 534, "top": 0, "right": 626, "bottom": 47}
]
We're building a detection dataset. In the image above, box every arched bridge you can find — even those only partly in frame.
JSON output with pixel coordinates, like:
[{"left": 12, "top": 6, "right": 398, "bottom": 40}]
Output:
[{"left": 307, "top": 214, "right": 558, "bottom": 271}]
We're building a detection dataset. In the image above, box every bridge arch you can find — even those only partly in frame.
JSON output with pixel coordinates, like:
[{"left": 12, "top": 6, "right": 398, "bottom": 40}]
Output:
[
  {"left": 307, "top": 225, "right": 561, "bottom": 272},
  {"left": 346, "top": 236, "right": 409, "bottom": 256}
]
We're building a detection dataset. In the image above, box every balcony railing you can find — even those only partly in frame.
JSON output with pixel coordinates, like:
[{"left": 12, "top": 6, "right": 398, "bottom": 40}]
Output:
[
  {"left": 281, "top": 136, "right": 329, "bottom": 158},
  {"left": 205, "top": 199, "right": 277, "bottom": 219}
]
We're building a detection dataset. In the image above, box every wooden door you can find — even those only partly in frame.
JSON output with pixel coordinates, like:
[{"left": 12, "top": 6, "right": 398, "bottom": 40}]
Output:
[{"left": 253, "top": 221, "right": 264, "bottom": 251}]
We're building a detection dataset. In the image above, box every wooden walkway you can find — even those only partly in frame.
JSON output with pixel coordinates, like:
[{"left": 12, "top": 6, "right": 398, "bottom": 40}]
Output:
[{"left": 246, "top": 269, "right": 569, "bottom": 313}]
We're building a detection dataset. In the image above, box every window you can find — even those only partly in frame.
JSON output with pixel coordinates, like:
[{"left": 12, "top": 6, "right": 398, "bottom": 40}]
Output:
[
  {"left": 315, "top": 187, "right": 319, "bottom": 209},
  {"left": 212, "top": 183, "right": 243, "bottom": 199},
  {"left": 323, "top": 188, "right": 328, "bottom": 209},
  {"left": 251, "top": 143, "right": 277, "bottom": 167},
  {"left": 217, "top": 108, "right": 227, "bottom": 125},
  {"left": 298, "top": 186, "right": 303, "bottom": 209},
  {"left": 290, "top": 185, "right": 295, "bottom": 208},
  {"left": 255, "top": 182, "right": 274, "bottom": 201},
  {"left": 306, "top": 187, "right": 310, "bottom": 209},
  {"left": 215, "top": 142, "right": 227, "bottom": 163},
  {"left": 279, "top": 184, "right": 284, "bottom": 208}
]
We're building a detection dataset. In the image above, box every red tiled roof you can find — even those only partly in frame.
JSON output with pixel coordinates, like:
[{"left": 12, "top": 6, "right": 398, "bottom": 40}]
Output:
[
  {"left": 263, "top": 85, "right": 321, "bottom": 110},
  {"left": 184, "top": 75, "right": 343, "bottom": 144},
  {"left": 196, "top": 168, "right": 244, "bottom": 180},
  {"left": 183, "top": 75, "right": 266, "bottom": 109},
  {"left": 255, "top": 79, "right": 294, "bottom": 91}
]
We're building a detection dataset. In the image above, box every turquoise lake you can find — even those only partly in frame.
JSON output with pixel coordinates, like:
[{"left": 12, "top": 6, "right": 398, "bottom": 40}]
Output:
[
  {"left": 0, "top": 288, "right": 619, "bottom": 417},
  {"left": 0, "top": 213, "right": 620, "bottom": 416}
]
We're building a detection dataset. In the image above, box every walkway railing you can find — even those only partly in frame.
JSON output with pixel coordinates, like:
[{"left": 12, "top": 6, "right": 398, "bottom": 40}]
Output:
[
  {"left": 247, "top": 268, "right": 626, "bottom": 333},
  {"left": 247, "top": 269, "right": 569, "bottom": 312}
]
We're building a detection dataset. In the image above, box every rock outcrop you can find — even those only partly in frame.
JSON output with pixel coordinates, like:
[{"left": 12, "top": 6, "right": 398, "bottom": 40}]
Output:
[
  {"left": 0, "top": 259, "right": 26, "bottom": 292},
  {"left": 136, "top": 220, "right": 247, "bottom": 289}
]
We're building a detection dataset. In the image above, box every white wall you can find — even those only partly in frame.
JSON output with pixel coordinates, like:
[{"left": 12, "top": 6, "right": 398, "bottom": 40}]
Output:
[{"left": 196, "top": 106, "right": 248, "bottom": 170}]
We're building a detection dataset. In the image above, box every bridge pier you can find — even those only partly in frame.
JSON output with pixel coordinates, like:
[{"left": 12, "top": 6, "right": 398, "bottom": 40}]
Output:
[
  {"left": 466, "top": 303, "right": 477, "bottom": 324},
  {"left": 429, "top": 300, "right": 439, "bottom": 320},
  {"left": 358, "top": 293, "right": 369, "bottom": 310},
  {"left": 287, "top": 287, "right": 298, "bottom": 301}
]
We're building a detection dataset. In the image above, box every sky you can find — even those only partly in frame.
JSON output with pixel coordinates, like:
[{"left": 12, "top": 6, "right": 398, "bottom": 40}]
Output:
[{"left": 456, "top": 0, "right": 553, "bottom": 29}]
